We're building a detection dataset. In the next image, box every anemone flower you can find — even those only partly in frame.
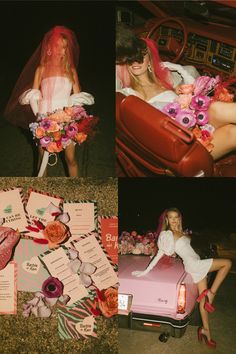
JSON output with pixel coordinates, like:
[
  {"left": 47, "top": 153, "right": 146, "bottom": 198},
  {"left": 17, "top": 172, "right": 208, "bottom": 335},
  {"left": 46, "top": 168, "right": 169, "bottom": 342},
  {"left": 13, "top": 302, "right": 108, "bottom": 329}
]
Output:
[{"left": 175, "top": 109, "right": 196, "bottom": 129}]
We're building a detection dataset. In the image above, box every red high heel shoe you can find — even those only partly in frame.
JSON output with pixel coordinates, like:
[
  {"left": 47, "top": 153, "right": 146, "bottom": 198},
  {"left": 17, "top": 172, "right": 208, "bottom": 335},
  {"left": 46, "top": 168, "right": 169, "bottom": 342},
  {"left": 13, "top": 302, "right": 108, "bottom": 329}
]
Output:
[
  {"left": 196, "top": 289, "right": 215, "bottom": 313},
  {"left": 0, "top": 227, "right": 20, "bottom": 271},
  {"left": 197, "top": 327, "right": 216, "bottom": 348}
]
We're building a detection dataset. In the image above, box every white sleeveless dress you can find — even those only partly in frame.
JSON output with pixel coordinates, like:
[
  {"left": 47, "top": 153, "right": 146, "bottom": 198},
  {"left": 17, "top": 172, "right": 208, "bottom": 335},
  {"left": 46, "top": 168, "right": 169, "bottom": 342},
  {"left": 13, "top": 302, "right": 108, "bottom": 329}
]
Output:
[
  {"left": 118, "top": 87, "right": 178, "bottom": 111},
  {"left": 133, "top": 230, "right": 213, "bottom": 283},
  {"left": 19, "top": 76, "right": 95, "bottom": 116}
]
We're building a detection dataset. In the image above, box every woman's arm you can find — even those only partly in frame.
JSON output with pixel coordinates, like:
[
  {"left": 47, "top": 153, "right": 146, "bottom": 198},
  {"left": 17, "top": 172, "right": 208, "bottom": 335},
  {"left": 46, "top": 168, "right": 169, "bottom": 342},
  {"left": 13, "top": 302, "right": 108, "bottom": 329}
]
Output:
[
  {"left": 72, "top": 68, "right": 81, "bottom": 93},
  {"left": 132, "top": 249, "right": 164, "bottom": 277},
  {"left": 32, "top": 66, "right": 43, "bottom": 89}
]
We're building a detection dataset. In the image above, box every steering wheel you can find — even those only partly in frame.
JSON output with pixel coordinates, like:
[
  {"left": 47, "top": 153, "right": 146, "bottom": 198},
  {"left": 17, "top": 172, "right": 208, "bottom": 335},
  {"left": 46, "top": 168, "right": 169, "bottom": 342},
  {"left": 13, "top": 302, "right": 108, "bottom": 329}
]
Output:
[{"left": 147, "top": 17, "right": 188, "bottom": 63}]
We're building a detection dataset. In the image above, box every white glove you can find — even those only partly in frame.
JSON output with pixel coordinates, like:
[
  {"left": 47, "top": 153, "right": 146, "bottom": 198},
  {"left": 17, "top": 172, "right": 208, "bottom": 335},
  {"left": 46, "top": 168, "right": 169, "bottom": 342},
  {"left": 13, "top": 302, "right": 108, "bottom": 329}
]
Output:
[
  {"left": 163, "top": 62, "right": 196, "bottom": 85},
  {"left": 68, "top": 92, "right": 95, "bottom": 106},
  {"left": 132, "top": 270, "right": 147, "bottom": 277},
  {"left": 19, "top": 89, "right": 42, "bottom": 116}
]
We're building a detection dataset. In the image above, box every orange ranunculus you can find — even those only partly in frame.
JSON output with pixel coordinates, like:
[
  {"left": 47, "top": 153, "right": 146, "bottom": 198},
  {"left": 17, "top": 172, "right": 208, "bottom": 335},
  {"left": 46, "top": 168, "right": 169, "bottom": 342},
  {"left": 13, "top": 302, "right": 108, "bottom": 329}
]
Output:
[
  {"left": 47, "top": 121, "right": 60, "bottom": 133},
  {"left": 98, "top": 287, "right": 118, "bottom": 318},
  {"left": 178, "top": 84, "right": 194, "bottom": 94},
  {"left": 176, "top": 93, "right": 192, "bottom": 108},
  {"left": 64, "top": 107, "right": 73, "bottom": 115},
  {"left": 217, "top": 88, "right": 234, "bottom": 103},
  {"left": 74, "top": 132, "right": 87, "bottom": 144},
  {"left": 43, "top": 220, "right": 69, "bottom": 249},
  {"left": 35, "top": 127, "right": 46, "bottom": 138},
  {"left": 47, "top": 142, "right": 62, "bottom": 153},
  {"left": 53, "top": 131, "right": 62, "bottom": 141}
]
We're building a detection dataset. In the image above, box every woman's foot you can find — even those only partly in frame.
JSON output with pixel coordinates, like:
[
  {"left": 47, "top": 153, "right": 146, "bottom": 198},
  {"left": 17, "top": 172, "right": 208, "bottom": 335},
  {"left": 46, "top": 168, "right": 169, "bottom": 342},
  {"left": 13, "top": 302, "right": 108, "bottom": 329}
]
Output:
[
  {"left": 198, "top": 327, "right": 216, "bottom": 348},
  {"left": 197, "top": 289, "right": 216, "bottom": 312},
  {"left": 207, "top": 289, "right": 216, "bottom": 305}
]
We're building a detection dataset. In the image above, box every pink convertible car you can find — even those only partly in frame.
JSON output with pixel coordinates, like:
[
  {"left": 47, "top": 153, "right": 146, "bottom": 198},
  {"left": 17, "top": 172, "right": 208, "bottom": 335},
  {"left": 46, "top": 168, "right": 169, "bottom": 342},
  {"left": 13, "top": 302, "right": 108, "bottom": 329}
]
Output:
[{"left": 119, "top": 254, "right": 200, "bottom": 342}]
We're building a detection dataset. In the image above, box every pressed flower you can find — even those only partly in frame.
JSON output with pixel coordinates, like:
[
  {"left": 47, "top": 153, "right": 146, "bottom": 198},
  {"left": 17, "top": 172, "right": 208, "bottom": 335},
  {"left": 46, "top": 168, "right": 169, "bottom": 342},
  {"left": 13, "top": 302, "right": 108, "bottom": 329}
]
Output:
[{"left": 42, "top": 277, "right": 63, "bottom": 298}]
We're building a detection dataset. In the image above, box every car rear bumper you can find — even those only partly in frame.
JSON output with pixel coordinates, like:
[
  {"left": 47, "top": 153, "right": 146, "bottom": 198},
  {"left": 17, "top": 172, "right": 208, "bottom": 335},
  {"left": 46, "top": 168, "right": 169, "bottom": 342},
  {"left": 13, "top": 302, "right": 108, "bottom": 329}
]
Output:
[{"left": 119, "top": 311, "right": 190, "bottom": 338}]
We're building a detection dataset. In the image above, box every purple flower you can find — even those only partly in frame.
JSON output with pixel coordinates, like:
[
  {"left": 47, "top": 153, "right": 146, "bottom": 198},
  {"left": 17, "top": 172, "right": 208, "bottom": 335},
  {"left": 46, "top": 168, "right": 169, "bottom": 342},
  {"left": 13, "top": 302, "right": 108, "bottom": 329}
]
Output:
[
  {"left": 73, "top": 105, "right": 88, "bottom": 119},
  {"left": 40, "top": 119, "right": 53, "bottom": 131},
  {"left": 42, "top": 277, "right": 63, "bottom": 298},
  {"left": 190, "top": 95, "right": 211, "bottom": 111},
  {"left": 61, "top": 135, "right": 72, "bottom": 147},
  {"left": 162, "top": 102, "right": 181, "bottom": 118},
  {"left": 65, "top": 123, "right": 78, "bottom": 138},
  {"left": 196, "top": 110, "right": 209, "bottom": 126},
  {"left": 175, "top": 109, "right": 196, "bottom": 129},
  {"left": 40, "top": 136, "right": 52, "bottom": 147}
]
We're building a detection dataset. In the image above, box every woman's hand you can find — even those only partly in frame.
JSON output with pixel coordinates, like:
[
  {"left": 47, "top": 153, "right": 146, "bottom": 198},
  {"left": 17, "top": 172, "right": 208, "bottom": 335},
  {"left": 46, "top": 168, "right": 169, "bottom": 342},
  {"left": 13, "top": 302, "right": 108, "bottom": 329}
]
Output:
[{"left": 132, "top": 270, "right": 147, "bottom": 277}]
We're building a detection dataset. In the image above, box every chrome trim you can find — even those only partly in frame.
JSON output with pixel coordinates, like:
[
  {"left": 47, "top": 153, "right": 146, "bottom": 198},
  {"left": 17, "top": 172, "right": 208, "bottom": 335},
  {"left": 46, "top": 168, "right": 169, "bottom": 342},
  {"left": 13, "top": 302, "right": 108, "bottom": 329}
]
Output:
[{"left": 132, "top": 317, "right": 189, "bottom": 329}]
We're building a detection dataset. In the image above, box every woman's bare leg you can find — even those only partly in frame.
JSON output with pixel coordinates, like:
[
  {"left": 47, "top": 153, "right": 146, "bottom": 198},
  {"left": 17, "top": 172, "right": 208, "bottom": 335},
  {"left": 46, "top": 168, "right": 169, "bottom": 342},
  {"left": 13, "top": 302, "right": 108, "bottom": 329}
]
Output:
[
  {"left": 38, "top": 146, "right": 47, "bottom": 177},
  {"left": 211, "top": 124, "right": 236, "bottom": 160},
  {"left": 65, "top": 143, "right": 79, "bottom": 177},
  {"left": 207, "top": 258, "right": 232, "bottom": 304},
  {"left": 208, "top": 101, "right": 236, "bottom": 128},
  {"left": 197, "top": 277, "right": 212, "bottom": 341}
]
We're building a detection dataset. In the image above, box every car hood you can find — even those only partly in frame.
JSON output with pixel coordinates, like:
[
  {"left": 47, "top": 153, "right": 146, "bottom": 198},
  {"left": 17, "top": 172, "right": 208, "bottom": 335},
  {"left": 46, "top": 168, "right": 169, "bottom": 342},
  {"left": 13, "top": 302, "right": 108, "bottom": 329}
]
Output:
[{"left": 119, "top": 255, "right": 187, "bottom": 316}]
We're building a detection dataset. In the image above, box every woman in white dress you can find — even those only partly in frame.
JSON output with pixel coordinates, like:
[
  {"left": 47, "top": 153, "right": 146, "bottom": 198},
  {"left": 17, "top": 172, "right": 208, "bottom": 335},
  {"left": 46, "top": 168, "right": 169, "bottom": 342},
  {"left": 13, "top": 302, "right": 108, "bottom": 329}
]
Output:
[
  {"left": 5, "top": 26, "right": 94, "bottom": 177},
  {"left": 116, "top": 32, "right": 236, "bottom": 161},
  {"left": 132, "top": 208, "right": 232, "bottom": 348}
]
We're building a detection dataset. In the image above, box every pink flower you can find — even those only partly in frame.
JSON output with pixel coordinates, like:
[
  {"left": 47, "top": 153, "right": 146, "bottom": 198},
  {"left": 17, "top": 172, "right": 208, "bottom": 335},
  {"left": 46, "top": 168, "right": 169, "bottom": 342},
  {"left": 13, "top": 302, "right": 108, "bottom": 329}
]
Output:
[
  {"left": 65, "top": 123, "right": 78, "bottom": 138},
  {"left": 175, "top": 109, "right": 196, "bottom": 129},
  {"left": 162, "top": 102, "right": 181, "bottom": 118},
  {"left": 190, "top": 95, "right": 211, "bottom": 111},
  {"left": 40, "top": 136, "right": 52, "bottom": 147},
  {"left": 175, "top": 94, "right": 192, "bottom": 108},
  {"left": 196, "top": 110, "right": 209, "bottom": 126},
  {"left": 194, "top": 75, "right": 221, "bottom": 96},
  {"left": 178, "top": 84, "right": 194, "bottom": 94},
  {"left": 42, "top": 277, "right": 63, "bottom": 298}
]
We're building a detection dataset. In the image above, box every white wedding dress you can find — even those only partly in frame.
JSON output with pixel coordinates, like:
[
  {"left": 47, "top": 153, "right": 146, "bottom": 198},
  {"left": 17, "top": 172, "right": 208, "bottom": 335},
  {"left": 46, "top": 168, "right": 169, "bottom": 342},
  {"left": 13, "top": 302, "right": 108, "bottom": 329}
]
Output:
[{"left": 132, "top": 230, "right": 213, "bottom": 283}]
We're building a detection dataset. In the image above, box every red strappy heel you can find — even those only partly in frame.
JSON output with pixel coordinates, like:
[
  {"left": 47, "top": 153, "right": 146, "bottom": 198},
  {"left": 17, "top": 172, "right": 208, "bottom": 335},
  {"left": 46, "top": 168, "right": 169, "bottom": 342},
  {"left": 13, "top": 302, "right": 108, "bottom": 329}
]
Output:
[
  {"left": 198, "top": 327, "right": 216, "bottom": 348},
  {"left": 196, "top": 289, "right": 215, "bottom": 313}
]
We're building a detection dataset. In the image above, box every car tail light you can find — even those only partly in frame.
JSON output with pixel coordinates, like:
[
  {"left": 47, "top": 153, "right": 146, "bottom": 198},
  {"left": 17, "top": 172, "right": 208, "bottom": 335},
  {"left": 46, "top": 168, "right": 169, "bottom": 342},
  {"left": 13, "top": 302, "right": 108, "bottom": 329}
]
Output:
[{"left": 177, "top": 283, "right": 186, "bottom": 314}]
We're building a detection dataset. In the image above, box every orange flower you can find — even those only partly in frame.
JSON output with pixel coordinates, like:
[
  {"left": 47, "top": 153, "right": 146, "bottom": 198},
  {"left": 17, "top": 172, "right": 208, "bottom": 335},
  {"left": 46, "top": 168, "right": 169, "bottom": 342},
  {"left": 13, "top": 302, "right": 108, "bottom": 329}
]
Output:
[
  {"left": 74, "top": 132, "right": 87, "bottom": 144},
  {"left": 217, "top": 88, "right": 234, "bottom": 102},
  {"left": 43, "top": 221, "right": 69, "bottom": 249},
  {"left": 178, "top": 84, "right": 194, "bottom": 94},
  {"left": 47, "top": 142, "right": 62, "bottom": 153},
  {"left": 53, "top": 131, "right": 62, "bottom": 141},
  {"left": 47, "top": 121, "right": 60, "bottom": 133},
  {"left": 98, "top": 287, "right": 118, "bottom": 318},
  {"left": 35, "top": 127, "right": 45, "bottom": 138},
  {"left": 64, "top": 107, "right": 73, "bottom": 115}
]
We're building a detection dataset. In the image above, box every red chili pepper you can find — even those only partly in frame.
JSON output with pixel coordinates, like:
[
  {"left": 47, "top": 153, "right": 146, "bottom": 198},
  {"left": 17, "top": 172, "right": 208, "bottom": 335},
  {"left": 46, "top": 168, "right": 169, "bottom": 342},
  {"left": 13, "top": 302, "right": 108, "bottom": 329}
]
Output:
[{"left": 33, "top": 219, "right": 45, "bottom": 230}]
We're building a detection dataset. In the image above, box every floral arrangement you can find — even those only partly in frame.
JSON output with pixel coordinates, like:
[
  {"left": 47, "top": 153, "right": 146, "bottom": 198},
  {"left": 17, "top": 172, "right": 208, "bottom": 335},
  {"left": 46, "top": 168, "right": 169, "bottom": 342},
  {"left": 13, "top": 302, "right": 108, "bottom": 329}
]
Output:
[
  {"left": 29, "top": 105, "right": 98, "bottom": 153},
  {"left": 162, "top": 75, "right": 236, "bottom": 152},
  {"left": 118, "top": 230, "right": 157, "bottom": 256}
]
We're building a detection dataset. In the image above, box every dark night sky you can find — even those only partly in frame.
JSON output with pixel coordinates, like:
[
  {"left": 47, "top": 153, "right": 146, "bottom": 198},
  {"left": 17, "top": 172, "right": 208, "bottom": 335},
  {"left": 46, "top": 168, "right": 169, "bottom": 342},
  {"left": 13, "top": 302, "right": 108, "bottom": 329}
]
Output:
[
  {"left": 0, "top": 1, "right": 115, "bottom": 113},
  {"left": 119, "top": 178, "right": 236, "bottom": 233}
]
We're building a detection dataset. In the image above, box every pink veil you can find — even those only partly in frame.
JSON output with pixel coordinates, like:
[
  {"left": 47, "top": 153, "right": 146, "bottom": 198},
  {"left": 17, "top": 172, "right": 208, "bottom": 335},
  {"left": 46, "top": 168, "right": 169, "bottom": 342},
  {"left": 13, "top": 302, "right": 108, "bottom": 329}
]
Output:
[{"left": 117, "top": 37, "right": 173, "bottom": 90}]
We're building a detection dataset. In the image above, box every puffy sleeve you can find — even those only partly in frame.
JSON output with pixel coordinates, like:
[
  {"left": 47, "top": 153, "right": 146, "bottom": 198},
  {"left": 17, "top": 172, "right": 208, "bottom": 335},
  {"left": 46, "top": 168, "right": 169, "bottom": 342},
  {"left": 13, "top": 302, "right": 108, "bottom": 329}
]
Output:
[
  {"left": 19, "top": 89, "right": 42, "bottom": 116},
  {"left": 162, "top": 62, "right": 198, "bottom": 86},
  {"left": 68, "top": 92, "right": 95, "bottom": 106},
  {"left": 132, "top": 230, "right": 175, "bottom": 277}
]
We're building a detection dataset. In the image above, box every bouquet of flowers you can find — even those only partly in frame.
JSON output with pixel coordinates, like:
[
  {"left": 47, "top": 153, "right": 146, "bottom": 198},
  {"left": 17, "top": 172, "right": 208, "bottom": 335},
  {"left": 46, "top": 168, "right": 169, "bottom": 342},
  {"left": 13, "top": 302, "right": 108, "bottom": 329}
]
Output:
[
  {"left": 29, "top": 105, "right": 98, "bottom": 153},
  {"left": 118, "top": 230, "right": 157, "bottom": 256},
  {"left": 162, "top": 75, "right": 236, "bottom": 152}
]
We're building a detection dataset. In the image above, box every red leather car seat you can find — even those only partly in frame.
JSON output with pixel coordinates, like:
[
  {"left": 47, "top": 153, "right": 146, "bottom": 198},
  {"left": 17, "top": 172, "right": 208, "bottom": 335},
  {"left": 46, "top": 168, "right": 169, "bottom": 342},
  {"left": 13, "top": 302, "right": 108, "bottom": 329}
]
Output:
[{"left": 116, "top": 92, "right": 214, "bottom": 177}]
